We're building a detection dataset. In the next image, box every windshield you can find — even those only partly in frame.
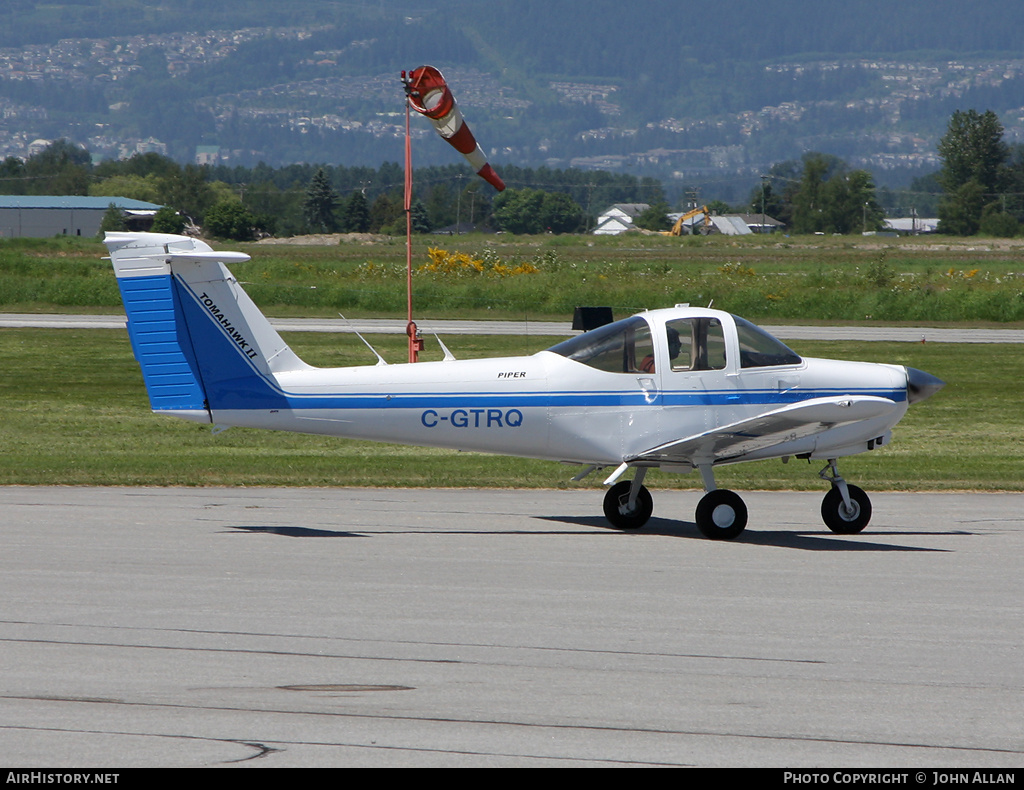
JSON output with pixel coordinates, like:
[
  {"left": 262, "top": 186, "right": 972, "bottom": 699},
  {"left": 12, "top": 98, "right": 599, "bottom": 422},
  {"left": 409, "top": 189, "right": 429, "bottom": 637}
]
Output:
[
  {"left": 547, "top": 316, "right": 655, "bottom": 373},
  {"left": 733, "top": 315, "right": 802, "bottom": 367}
]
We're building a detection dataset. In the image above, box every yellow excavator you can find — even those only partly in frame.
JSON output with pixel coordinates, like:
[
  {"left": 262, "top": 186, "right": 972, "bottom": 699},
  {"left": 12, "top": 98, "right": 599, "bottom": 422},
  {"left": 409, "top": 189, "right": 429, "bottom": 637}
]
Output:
[{"left": 660, "top": 205, "right": 712, "bottom": 236}]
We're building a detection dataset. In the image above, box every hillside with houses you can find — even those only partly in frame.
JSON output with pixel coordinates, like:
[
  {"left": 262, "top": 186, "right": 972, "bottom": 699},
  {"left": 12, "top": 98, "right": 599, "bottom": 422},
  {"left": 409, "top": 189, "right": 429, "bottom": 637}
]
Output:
[{"left": 2, "top": 1, "right": 1024, "bottom": 203}]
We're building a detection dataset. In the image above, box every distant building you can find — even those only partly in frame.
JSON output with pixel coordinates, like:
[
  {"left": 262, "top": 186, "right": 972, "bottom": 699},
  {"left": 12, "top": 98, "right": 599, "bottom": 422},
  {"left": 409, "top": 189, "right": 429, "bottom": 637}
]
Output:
[
  {"left": 195, "top": 145, "right": 220, "bottom": 165},
  {"left": 705, "top": 214, "right": 785, "bottom": 235},
  {"left": 593, "top": 203, "right": 649, "bottom": 235},
  {"left": 0, "top": 196, "right": 163, "bottom": 238},
  {"left": 883, "top": 217, "right": 940, "bottom": 235},
  {"left": 732, "top": 213, "right": 784, "bottom": 234}
]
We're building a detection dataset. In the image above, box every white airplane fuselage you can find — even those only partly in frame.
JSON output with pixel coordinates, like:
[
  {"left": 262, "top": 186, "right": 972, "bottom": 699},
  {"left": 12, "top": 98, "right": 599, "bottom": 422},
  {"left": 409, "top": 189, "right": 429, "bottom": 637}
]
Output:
[{"left": 213, "top": 350, "right": 908, "bottom": 470}]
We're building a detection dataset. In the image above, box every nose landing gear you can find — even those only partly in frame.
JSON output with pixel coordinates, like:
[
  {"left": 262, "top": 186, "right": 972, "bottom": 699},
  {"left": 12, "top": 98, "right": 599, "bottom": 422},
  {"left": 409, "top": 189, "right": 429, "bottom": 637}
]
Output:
[{"left": 819, "top": 459, "right": 872, "bottom": 533}]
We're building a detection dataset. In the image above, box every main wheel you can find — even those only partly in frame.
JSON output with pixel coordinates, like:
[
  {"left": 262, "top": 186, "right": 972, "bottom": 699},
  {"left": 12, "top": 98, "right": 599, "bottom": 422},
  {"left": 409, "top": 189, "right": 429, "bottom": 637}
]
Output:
[
  {"left": 821, "top": 484, "right": 872, "bottom": 533},
  {"left": 603, "top": 480, "right": 653, "bottom": 530},
  {"left": 695, "top": 489, "right": 747, "bottom": 540}
]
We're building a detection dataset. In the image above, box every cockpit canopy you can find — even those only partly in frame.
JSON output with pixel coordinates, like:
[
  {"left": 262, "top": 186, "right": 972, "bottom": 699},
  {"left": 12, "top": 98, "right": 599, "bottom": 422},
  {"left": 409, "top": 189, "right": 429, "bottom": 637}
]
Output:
[{"left": 547, "top": 311, "right": 801, "bottom": 374}]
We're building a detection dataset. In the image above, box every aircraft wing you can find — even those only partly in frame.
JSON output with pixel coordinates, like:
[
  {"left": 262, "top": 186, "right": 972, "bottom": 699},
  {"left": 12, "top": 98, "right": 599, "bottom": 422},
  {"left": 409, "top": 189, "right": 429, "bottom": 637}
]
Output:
[{"left": 632, "top": 396, "right": 899, "bottom": 466}]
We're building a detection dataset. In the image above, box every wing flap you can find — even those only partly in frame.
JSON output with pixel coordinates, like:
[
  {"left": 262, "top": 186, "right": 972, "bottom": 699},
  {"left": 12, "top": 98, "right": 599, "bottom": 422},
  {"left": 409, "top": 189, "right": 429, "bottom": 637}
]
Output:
[{"left": 633, "top": 396, "right": 898, "bottom": 466}]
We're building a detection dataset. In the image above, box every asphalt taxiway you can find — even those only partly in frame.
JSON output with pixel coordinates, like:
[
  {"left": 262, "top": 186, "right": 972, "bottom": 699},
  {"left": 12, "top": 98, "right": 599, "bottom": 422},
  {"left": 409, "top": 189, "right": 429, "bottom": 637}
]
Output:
[
  {"left": 2, "top": 486, "right": 1021, "bottom": 767},
  {"left": 3, "top": 312, "right": 1024, "bottom": 343}
]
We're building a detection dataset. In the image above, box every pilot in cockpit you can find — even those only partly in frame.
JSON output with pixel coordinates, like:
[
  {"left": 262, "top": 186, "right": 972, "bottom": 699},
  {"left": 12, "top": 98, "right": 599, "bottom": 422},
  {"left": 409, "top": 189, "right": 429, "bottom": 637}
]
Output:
[{"left": 640, "top": 326, "right": 682, "bottom": 373}]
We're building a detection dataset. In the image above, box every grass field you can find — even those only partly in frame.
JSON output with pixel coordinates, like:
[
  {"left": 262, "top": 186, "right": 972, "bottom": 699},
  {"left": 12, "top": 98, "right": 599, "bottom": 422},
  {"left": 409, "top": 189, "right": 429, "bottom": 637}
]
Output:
[
  {"left": 1, "top": 232, "right": 1021, "bottom": 491},
  {"left": 4, "top": 232, "right": 1024, "bottom": 324}
]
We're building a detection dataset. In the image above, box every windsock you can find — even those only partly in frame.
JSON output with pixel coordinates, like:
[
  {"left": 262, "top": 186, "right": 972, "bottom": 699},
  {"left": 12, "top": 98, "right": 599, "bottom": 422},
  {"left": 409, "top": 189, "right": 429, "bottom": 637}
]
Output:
[{"left": 404, "top": 65, "right": 505, "bottom": 192}]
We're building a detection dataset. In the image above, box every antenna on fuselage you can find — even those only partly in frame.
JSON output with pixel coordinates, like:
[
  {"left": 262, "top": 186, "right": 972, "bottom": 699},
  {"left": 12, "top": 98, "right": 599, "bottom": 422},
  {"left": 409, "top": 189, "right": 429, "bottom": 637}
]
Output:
[
  {"left": 435, "top": 334, "right": 456, "bottom": 362},
  {"left": 339, "top": 314, "right": 388, "bottom": 366}
]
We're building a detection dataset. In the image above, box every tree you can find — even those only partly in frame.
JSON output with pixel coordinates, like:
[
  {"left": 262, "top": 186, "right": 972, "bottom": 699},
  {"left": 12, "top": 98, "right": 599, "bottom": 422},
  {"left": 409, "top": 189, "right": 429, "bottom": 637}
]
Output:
[
  {"left": 979, "top": 206, "right": 1019, "bottom": 237},
  {"left": 938, "top": 180, "right": 985, "bottom": 236},
  {"left": 98, "top": 203, "right": 126, "bottom": 234},
  {"left": 369, "top": 192, "right": 403, "bottom": 233},
  {"left": 302, "top": 167, "right": 338, "bottom": 232},
  {"left": 634, "top": 200, "right": 671, "bottom": 231},
  {"left": 0, "top": 156, "right": 25, "bottom": 195},
  {"left": 23, "top": 139, "right": 92, "bottom": 195},
  {"left": 89, "top": 173, "right": 162, "bottom": 203},
  {"left": 160, "top": 164, "right": 215, "bottom": 224},
  {"left": 204, "top": 200, "right": 257, "bottom": 241},
  {"left": 339, "top": 190, "right": 370, "bottom": 233},
  {"left": 410, "top": 199, "right": 432, "bottom": 234},
  {"left": 491, "top": 188, "right": 583, "bottom": 234},
  {"left": 788, "top": 153, "right": 841, "bottom": 233},
  {"left": 749, "top": 178, "right": 787, "bottom": 226},
  {"left": 937, "top": 110, "right": 1009, "bottom": 235},
  {"left": 783, "top": 153, "right": 883, "bottom": 234},
  {"left": 937, "top": 110, "right": 1008, "bottom": 195},
  {"left": 150, "top": 206, "right": 185, "bottom": 234},
  {"left": 539, "top": 191, "right": 584, "bottom": 233},
  {"left": 823, "top": 169, "right": 885, "bottom": 234}
]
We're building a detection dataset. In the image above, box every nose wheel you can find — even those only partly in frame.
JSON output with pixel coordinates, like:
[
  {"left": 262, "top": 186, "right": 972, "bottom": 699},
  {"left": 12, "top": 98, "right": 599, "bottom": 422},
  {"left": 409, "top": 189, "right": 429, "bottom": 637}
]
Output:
[
  {"left": 819, "top": 460, "right": 872, "bottom": 533},
  {"left": 821, "top": 484, "right": 871, "bottom": 533}
]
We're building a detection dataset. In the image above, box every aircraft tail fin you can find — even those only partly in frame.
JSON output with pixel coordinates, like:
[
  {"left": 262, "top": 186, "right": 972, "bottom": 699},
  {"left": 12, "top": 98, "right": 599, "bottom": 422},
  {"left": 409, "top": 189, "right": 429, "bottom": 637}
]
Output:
[{"left": 105, "top": 232, "right": 309, "bottom": 421}]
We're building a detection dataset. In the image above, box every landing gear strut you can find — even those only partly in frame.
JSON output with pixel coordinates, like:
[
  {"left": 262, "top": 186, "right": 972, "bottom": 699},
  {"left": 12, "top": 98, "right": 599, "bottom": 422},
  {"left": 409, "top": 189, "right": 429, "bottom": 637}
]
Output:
[{"left": 819, "top": 459, "right": 872, "bottom": 533}]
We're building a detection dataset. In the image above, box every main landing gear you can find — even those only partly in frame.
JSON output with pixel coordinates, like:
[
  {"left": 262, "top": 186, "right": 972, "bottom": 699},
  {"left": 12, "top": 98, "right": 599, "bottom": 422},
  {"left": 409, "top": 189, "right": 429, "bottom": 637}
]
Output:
[
  {"left": 603, "top": 468, "right": 654, "bottom": 530},
  {"left": 600, "top": 458, "right": 873, "bottom": 539}
]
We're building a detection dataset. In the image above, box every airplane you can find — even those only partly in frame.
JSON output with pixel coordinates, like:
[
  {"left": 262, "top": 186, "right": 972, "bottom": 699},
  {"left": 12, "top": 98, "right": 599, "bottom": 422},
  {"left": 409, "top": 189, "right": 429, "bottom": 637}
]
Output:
[{"left": 104, "top": 231, "right": 945, "bottom": 540}]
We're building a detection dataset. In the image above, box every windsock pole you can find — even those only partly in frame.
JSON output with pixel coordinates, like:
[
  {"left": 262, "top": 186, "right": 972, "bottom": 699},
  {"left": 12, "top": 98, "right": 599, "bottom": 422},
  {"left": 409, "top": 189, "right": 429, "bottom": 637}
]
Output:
[
  {"left": 402, "top": 73, "right": 420, "bottom": 363},
  {"left": 401, "top": 65, "right": 502, "bottom": 362}
]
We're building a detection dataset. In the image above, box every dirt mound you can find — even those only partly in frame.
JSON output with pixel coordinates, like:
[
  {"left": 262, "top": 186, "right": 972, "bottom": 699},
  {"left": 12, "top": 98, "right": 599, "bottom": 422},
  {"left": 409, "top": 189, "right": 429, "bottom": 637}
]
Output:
[{"left": 256, "top": 233, "right": 390, "bottom": 245}]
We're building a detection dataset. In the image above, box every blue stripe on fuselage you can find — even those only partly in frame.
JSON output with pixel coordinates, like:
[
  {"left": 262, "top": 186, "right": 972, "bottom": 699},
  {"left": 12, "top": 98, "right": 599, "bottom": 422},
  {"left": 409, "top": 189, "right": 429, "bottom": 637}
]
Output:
[{"left": 161, "top": 273, "right": 908, "bottom": 414}]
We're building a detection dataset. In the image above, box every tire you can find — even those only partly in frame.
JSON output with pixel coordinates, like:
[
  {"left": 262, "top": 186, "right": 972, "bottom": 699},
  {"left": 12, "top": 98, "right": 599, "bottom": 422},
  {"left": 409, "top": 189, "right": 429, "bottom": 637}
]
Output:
[
  {"left": 821, "top": 484, "right": 872, "bottom": 534},
  {"left": 603, "top": 480, "right": 653, "bottom": 530},
  {"left": 695, "top": 489, "right": 747, "bottom": 540}
]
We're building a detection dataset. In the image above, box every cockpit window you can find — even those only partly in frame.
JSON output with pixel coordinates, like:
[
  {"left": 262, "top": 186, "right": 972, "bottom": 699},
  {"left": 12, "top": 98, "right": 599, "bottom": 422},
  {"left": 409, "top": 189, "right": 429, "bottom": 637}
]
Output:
[
  {"left": 548, "top": 316, "right": 655, "bottom": 373},
  {"left": 666, "top": 317, "right": 727, "bottom": 371},
  {"left": 733, "top": 315, "right": 801, "bottom": 367}
]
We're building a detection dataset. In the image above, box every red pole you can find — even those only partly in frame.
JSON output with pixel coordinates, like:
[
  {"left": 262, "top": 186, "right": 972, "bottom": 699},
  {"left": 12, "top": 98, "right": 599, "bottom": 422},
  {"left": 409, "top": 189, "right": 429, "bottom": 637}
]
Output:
[{"left": 403, "top": 72, "right": 418, "bottom": 363}]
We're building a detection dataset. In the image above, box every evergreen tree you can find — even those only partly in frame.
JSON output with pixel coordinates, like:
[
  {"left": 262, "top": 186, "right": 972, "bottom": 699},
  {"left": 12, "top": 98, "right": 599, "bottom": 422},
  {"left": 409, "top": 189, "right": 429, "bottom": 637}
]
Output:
[
  {"left": 410, "top": 199, "right": 432, "bottom": 234},
  {"left": 302, "top": 167, "right": 338, "bottom": 232},
  {"left": 369, "top": 192, "right": 403, "bottom": 233},
  {"left": 340, "top": 190, "right": 370, "bottom": 233}
]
